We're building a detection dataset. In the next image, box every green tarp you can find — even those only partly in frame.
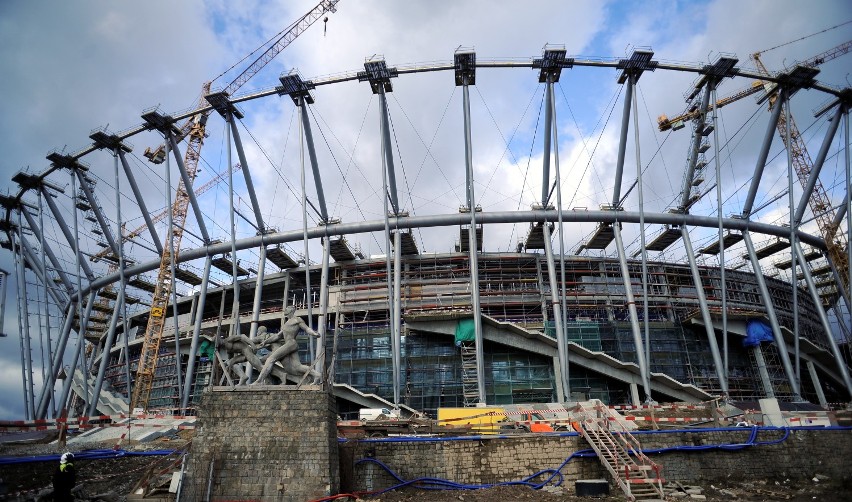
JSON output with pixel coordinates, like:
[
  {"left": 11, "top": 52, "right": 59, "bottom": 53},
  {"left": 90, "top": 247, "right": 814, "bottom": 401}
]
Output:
[{"left": 454, "top": 318, "right": 476, "bottom": 343}]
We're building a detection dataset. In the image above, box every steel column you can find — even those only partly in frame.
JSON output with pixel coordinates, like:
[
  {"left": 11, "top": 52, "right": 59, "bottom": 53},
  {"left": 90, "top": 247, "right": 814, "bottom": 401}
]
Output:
[
  {"left": 12, "top": 227, "right": 34, "bottom": 418},
  {"left": 806, "top": 360, "right": 828, "bottom": 408},
  {"left": 56, "top": 292, "right": 97, "bottom": 417},
  {"left": 743, "top": 230, "right": 800, "bottom": 397},
  {"left": 752, "top": 344, "right": 775, "bottom": 398},
  {"left": 166, "top": 133, "right": 210, "bottom": 244},
  {"left": 786, "top": 101, "right": 801, "bottom": 389},
  {"left": 795, "top": 241, "right": 852, "bottom": 399},
  {"left": 73, "top": 169, "right": 119, "bottom": 256},
  {"left": 36, "top": 301, "right": 75, "bottom": 418},
  {"left": 18, "top": 235, "right": 66, "bottom": 308},
  {"left": 378, "top": 88, "right": 398, "bottom": 404},
  {"left": 742, "top": 89, "right": 786, "bottom": 216},
  {"left": 462, "top": 75, "right": 486, "bottom": 404},
  {"left": 298, "top": 102, "right": 329, "bottom": 222},
  {"left": 164, "top": 134, "right": 184, "bottom": 403},
  {"left": 114, "top": 149, "right": 131, "bottom": 412},
  {"left": 20, "top": 207, "right": 73, "bottom": 294},
  {"left": 298, "top": 105, "right": 316, "bottom": 363},
  {"left": 632, "top": 73, "right": 651, "bottom": 376},
  {"left": 317, "top": 237, "right": 331, "bottom": 381},
  {"left": 227, "top": 113, "right": 242, "bottom": 345},
  {"left": 682, "top": 226, "right": 728, "bottom": 394},
  {"left": 678, "top": 86, "right": 713, "bottom": 209},
  {"left": 248, "top": 246, "right": 267, "bottom": 343},
  {"left": 794, "top": 105, "right": 843, "bottom": 223},
  {"left": 711, "top": 85, "right": 729, "bottom": 382},
  {"left": 40, "top": 186, "right": 95, "bottom": 280},
  {"left": 378, "top": 90, "right": 400, "bottom": 214},
  {"left": 613, "top": 223, "right": 651, "bottom": 400},
  {"left": 88, "top": 291, "right": 124, "bottom": 416},
  {"left": 70, "top": 170, "right": 90, "bottom": 416},
  {"left": 611, "top": 75, "right": 634, "bottom": 207},
  {"left": 392, "top": 230, "right": 402, "bottom": 399},
  {"left": 228, "top": 119, "right": 267, "bottom": 229},
  {"left": 542, "top": 222, "right": 569, "bottom": 400},
  {"left": 550, "top": 81, "right": 570, "bottom": 402},
  {"left": 117, "top": 150, "right": 163, "bottom": 254},
  {"left": 181, "top": 256, "right": 212, "bottom": 410},
  {"left": 540, "top": 74, "right": 554, "bottom": 205}
]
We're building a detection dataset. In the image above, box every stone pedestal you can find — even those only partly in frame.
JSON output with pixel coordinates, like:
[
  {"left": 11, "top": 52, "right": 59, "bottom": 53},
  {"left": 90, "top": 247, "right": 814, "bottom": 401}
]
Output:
[{"left": 184, "top": 385, "right": 338, "bottom": 501}]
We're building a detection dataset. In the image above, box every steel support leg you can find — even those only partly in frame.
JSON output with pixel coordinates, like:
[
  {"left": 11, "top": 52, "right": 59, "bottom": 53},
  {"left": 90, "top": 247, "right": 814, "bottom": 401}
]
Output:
[
  {"left": 57, "top": 292, "right": 97, "bottom": 416},
  {"left": 88, "top": 293, "right": 124, "bottom": 416},
  {"left": 743, "top": 230, "right": 800, "bottom": 397},
  {"left": 181, "top": 256, "right": 212, "bottom": 411},
  {"left": 13, "top": 228, "right": 34, "bottom": 418},
  {"left": 806, "top": 360, "right": 828, "bottom": 408},
  {"left": 742, "top": 90, "right": 786, "bottom": 216},
  {"left": 118, "top": 150, "right": 162, "bottom": 254},
  {"left": 752, "top": 345, "right": 775, "bottom": 398},
  {"left": 543, "top": 223, "right": 569, "bottom": 400},
  {"left": 36, "top": 301, "right": 76, "bottom": 418},
  {"left": 678, "top": 85, "right": 712, "bottom": 209},
  {"left": 317, "top": 236, "right": 331, "bottom": 382},
  {"left": 611, "top": 76, "right": 634, "bottom": 206},
  {"left": 392, "top": 230, "right": 402, "bottom": 401},
  {"left": 20, "top": 208, "right": 73, "bottom": 294},
  {"left": 40, "top": 186, "right": 95, "bottom": 280},
  {"left": 613, "top": 223, "right": 651, "bottom": 400},
  {"left": 795, "top": 241, "right": 852, "bottom": 400},
  {"left": 462, "top": 76, "right": 486, "bottom": 404},
  {"left": 712, "top": 84, "right": 729, "bottom": 384},
  {"left": 682, "top": 226, "right": 728, "bottom": 394},
  {"left": 229, "top": 119, "right": 268, "bottom": 228},
  {"left": 166, "top": 132, "right": 210, "bottom": 243},
  {"left": 248, "top": 245, "right": 267, "bottom": 343}
]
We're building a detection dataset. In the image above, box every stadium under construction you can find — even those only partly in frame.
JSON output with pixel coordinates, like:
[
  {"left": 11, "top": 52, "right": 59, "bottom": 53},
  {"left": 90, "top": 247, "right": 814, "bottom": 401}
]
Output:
[{"left": 2, "top": 30, "right": 852, "bottom": 423}]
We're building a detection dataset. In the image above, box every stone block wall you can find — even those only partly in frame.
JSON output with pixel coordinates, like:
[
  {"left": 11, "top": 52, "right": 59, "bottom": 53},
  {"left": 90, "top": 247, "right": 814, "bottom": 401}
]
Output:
[
  {"left": 341, "top": 428, "right": 852, "bottom": 492},
  {"left": 184, "top": 385, "right": 338, "bottom": 501}
]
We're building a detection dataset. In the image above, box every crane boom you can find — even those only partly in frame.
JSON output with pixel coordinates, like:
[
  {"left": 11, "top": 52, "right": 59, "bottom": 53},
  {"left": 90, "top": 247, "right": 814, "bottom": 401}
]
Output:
[
  {"left": 658, "top": 40, "right": 851, "bottom": 132},
  {"left": 131, "top": 0, "right": 341, "bottom": 412}
]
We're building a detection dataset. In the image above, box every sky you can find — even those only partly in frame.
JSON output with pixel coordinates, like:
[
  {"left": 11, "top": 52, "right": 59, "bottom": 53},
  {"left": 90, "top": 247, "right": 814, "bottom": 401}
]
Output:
[{"left": 0, "top": 0, "right": 850, "bottom": 420}]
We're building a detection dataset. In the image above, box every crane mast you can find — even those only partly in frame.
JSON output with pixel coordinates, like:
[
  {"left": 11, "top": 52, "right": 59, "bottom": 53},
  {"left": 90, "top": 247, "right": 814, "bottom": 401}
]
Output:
[
  {"left": 130, "top": 0, "right": 340, "bottom": 412},
  {"left": 752, "top": 52, "right": 849, "bottom": 305}
]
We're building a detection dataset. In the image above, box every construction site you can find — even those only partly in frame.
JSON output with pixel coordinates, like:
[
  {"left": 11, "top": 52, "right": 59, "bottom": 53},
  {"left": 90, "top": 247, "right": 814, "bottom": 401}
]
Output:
[{"left": 1, "top": 1, "right": 852, "bottom": 500}]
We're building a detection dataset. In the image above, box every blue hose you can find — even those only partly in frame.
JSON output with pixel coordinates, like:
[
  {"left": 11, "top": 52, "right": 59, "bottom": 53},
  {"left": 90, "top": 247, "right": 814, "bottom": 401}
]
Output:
[
  {"left": 354, "top": 426, "right": 798, "bottom": 495},
  {"left": 0, "top": 448, "right": 177, "bottom": 465}
]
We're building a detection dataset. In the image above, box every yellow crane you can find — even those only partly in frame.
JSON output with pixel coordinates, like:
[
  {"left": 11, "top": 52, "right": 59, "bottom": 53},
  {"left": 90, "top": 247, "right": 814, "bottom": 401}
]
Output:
[{"left": 130, "top": 1, "right": 340, "bottom": 412}]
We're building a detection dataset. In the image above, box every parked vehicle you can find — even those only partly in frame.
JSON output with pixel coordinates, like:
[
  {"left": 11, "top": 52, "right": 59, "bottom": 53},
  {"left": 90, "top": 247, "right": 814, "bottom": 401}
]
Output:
[{"left": 359, "top": 408, "right": 400, "bottom": 421}]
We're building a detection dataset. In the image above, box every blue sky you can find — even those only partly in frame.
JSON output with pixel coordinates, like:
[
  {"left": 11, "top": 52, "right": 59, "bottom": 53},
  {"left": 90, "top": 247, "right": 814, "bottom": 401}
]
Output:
[{"left": 0, "top": 0, "right": 850, "bottom": 420}]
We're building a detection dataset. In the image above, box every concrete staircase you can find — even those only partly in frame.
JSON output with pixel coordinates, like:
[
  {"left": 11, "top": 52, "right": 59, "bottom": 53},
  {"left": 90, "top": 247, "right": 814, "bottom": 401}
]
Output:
[
  {"left": 71, "top": 369, "right": 128, "bottom": 416},
  {"left": 574, "top": 400, "right": 665, "bottom": 501}
]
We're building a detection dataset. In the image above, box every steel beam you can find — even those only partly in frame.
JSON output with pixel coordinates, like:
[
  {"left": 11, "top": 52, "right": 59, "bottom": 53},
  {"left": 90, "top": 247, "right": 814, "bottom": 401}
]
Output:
[
  {"left": 806, "top": 360, "right": 828, "bottom": 408},
  {"left": 18, "top": 234, "right": 67, "bottom": 307},
  {"left": 540, "top": 74, "right": 554, "bottom": 205},
  {"left": 36, "top": 301, "right": 75, "bottom": 418},
  {"left": 378, "top": 90, "right": 400, "bottom": 214},
  {"left": 787, "top": 102, "right": 801, "bottom": 389},
  {"left": 228, "top": 119, "right": 267, "bottom": 229},
  {"left": 795, "top": 241, "right": 852, "bottom": 399},
  {"left": 550, "top": 80, "right": 570, "bottom": 402},
  {"left": 248, "top": 245, "right": 267, "bottom": 343},
  {"left": 164, "top": 136, "right": 184, "bottom": 402},
  {"left": 73, "top": 169, "right": 119, "bottom": 256},
  {"left": 56, "top": 291, "right": 97, "bottom": 417},
  {"left": 743, "top": 230, "right": 800, "bottom": 397},
  {"left": 12, "top": 227, "right": 34, "bottom": 418},
  {"left": 114, "top": 149, "right": 131, "bottom": 413},
  {"left": 88, "top": 290, "right": 124, "bottom": 416},
  {"left": 679, "top": 86, "right": 713, "bottom": 210},
  {"left": 742, "top": 89, "right": 786, "bottom": 217},
  {"left": 298, "top": 107, "right": 316, "bottom": 363},
  {"left": 542, "top": 222, "right": 569, "bottom": 400},
  {"left": 611, "top": 75, "right": 634, "bottom": 207},
  {"left": 392, "top": 230, "right": 402, "bottom": 398},
  {"left": 20, "top": 207, "right": 73, "bottom": 294},
  {"left": 794, "top": 106, "right": 843, "bottom": 224},
  {"left": 752, "top": 344, "right": 775, "bottom": 398},
  {"left": 317, "top": 237, "right": 331, "bottom": 381},
  {"left": 712, "top": 83, "right": 729, "bottom": 382},
  {"left": 166, "top": 132, "right": 210, "bottom": 244},
  {"left": 298, "top": 100, "right": 329, "bottom": 222},
  {"left": 117, "top": 150, "right": 162, "bottom": 255},
  {"left": 682, "top": 226, "right": 728, "bottom": 394},
  {"left": 40, "top": 185, "right": 95, "bottom": 280}
]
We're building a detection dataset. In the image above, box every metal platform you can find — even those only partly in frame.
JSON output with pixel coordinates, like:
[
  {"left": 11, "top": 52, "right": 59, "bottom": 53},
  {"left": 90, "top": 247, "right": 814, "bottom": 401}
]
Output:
[
  {"left": 128, "top": 277, "right": 156, "bottom": 293},
  {"left": 524, "top": 222, "right": 553, "bottom": 250},
  {"left": 798, "top": 264, "right": 832, "bottom": 280},
  {"left": 266, "top": 246, "right": 300, "bottom": 269},
  {"left": 578, "top": 223, "right": 614, "bottom": 252},
  {"left": 750, "top": 237, "right": 790, "bottom": 260},
  {"left": 392, "top": 230, "right": 419, "bottom": 255},
  {"left": 775, "top": 248, "right": 822, "bottom": 270},
  {"left": 173, "top": 266, "right": 203, "bottom": 286},
  {"left": 698, "top": 231, "right": 743, "bottom": 255},
  {"left": 645, "top": 225, "right": 681, "bottom": 252},
  {"left": 328, "top": 237, "right": 362, "bottom": 262},
  {"left": 212, "top": 255, "right": 250, "bottom": 276},
  {"left": 458, "top": 225, "right": 483, "bottom": 253}
]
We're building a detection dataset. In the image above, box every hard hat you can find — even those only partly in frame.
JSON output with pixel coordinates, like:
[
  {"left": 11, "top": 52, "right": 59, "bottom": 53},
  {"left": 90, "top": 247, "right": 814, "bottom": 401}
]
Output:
[{"left": 60, "top": 452, "right": 74, "bottom": 464}]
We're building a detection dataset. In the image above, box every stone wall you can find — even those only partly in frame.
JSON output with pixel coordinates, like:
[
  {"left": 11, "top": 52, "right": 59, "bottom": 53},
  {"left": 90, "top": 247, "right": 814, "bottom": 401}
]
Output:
[
  {"left": 184, "top": 386, "right": 338, "bottom": 502},
  {"left": 340, "top": 428, "right": 852, "bottom": 492}
]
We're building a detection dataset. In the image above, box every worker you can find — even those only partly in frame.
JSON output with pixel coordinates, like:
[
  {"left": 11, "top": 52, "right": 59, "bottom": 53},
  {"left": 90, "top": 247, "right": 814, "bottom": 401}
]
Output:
[{"left": 52, "top": 452, "right": 76, "bottom": 501}]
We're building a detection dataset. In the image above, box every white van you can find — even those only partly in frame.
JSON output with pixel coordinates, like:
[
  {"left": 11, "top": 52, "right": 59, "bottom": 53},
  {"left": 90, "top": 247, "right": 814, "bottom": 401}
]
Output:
[{"left": 359, "top": 408, "right": 400, "bottom": 421}]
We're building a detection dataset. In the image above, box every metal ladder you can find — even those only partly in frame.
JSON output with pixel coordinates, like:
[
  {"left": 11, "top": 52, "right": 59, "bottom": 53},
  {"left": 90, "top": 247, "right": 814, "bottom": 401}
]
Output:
[
  {"left": 459, "top": 341, "right": 479, "bottom": 406},
  {"left": 574, "top": 400, "right": 666, "bottom": 501}
]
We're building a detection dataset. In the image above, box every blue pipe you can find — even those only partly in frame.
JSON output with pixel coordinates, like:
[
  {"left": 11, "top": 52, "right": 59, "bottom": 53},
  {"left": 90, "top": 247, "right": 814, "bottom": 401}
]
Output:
[{"left": 0, "top": 448, "right": 177, "bottom": 465}]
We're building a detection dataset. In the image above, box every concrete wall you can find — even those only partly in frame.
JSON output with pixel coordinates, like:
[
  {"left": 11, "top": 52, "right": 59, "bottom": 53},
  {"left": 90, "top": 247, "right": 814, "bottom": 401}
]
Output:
[
  {"left": 184, "top": 386, "right": 338, "bottom": 502},
  {"left": 340, "top": 428, "right": 852, "bottom": 492}
]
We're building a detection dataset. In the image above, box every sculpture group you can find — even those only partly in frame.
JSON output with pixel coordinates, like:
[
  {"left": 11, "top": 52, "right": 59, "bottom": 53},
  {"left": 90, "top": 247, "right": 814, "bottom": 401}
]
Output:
[{"left": 220, "top": 306, "right": 321, "bottom": 386}]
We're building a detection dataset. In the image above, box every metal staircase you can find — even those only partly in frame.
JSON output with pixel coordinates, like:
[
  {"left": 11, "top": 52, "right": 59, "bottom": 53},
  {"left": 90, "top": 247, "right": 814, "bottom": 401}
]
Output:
[
  {"left": 459, "top": 341, "right": 479, "bottom": 406},
  {"left": 574, "top": 400, "right": 666, "bottom": 501}
]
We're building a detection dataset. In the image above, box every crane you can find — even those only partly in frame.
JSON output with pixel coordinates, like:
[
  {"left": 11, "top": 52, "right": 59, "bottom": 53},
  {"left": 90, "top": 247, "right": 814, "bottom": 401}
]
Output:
[
  {"left": 658, "top": 40, "right": 851, "bottom": 132},
  {"left": 130, "top": 0, "right": 340, "bottom": 412}
]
